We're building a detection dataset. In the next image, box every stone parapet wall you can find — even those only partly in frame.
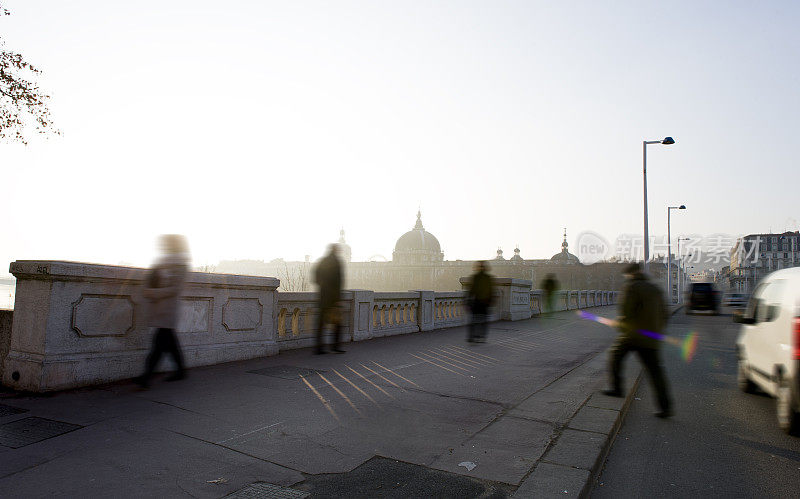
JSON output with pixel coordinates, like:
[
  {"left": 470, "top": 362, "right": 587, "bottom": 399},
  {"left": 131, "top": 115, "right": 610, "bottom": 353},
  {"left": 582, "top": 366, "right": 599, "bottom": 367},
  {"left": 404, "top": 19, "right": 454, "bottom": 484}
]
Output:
[
  {"left": 2, "top": 261, "right": 619, "bottom": 392},
  {"left": 2, "top": 261, "right": 279, "bottom": 392}
]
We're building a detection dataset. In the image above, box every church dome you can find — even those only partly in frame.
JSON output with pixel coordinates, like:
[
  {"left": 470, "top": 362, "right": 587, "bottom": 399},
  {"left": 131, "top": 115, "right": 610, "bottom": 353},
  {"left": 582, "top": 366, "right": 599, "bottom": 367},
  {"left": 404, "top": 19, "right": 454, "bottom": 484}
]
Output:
[
  {"left": 393, "top": 211, "right": 444, "bottom": 264},
  {"left": 551, "top": 229, "right": 580, "bottom": 264}
]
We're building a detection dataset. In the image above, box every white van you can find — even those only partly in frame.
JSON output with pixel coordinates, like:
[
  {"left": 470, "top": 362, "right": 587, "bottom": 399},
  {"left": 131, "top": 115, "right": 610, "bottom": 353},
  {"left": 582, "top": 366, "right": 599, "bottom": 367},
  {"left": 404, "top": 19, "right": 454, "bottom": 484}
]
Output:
[{"left": 736, "top": 267, "right": 800, "bottom": 434}]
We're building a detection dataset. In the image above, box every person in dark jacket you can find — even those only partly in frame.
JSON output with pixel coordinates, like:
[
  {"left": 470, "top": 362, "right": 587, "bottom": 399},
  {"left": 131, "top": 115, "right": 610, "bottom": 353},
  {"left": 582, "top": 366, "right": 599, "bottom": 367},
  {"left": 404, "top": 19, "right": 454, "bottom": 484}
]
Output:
[
  {"left": 135, "top": 234, "right": 189, "bottom": 388},
  {"left": 604, "top": 263, "right": 673, "bottom": 418},
  {"left": 541, "top": 274, "right": 558, "bottom": 316},
  {"left": 467, "top": 261, "right": 494, "bottom": 343},
  {"left": 314, "top": 244, "right": 344, "bottom": 354}
]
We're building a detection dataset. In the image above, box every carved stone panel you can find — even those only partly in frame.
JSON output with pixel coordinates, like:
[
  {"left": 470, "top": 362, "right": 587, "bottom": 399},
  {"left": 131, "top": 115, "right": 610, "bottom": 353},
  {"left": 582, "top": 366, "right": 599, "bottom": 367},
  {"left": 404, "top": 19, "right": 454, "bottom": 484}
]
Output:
[
  {"left": 358, "top": 302, "right": 370, "bottom": 331},
  {"left": 222, "top": 298, "right": 263, "bottom": 332},
  {"left": 72, "top": 294, "right": 134, "bottom": 337},
  {"left": 177, "top": 297, "right": 212, "bottom": 334},
  {"left": 512, "top": 291, "right": 530, "bottom": 305}
]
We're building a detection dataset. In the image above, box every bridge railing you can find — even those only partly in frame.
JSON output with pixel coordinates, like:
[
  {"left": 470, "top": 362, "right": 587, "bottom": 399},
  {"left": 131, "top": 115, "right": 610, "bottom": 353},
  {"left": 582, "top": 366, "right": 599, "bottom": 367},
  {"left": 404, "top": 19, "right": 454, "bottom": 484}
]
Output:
[{"left": 1, "top": 260, "right": 620, "bottom": 392}]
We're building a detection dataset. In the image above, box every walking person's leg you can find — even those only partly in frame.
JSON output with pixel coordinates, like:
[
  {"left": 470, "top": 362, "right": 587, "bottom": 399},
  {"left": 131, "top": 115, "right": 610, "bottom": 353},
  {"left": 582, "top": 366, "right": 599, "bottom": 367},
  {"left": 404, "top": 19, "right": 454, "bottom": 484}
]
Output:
[
  {"left": 478, "top": 312, "right": 488, "bottom": 341},
  {"left": 136, "top": 328, "right": 166, "bottom": 387},
  {"left": 164, "top": 328, "right": 186, "bottom": 381},
  {"left": 315, "top": 305, "right": 327, "bottom": 354},
  {"left": 331, "top": 307, "right": 345, "bottom": 353},
  {"left": 605, "top": 336, "right": 631, "bottom": 396},
  {"left": 637, "top": 348, "right": 673, "bottom": 416}
]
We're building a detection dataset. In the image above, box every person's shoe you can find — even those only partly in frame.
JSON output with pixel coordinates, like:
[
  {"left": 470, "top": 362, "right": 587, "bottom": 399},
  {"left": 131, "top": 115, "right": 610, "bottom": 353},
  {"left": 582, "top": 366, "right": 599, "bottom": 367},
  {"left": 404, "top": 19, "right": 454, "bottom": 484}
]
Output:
[
  {"left": 654, "top": 409, "right": 674, "bottom": 419},
  {"left": 133, "top": 375, "right": 149, "bottom": 389},
  {"left": 467, "top": 338, "right": 475, "bottom": 343},
  {"left": 332, "top": 348, "right": 346, "bottom": 354},
  {"left": 602, "top": 389, "right": 623, "bottom": 398},
  {"left": 314, "top": 349, "right": 327, "bottom": 355},
  {"left": 165, "top": 372, "right": 186, "bottom": 382}
]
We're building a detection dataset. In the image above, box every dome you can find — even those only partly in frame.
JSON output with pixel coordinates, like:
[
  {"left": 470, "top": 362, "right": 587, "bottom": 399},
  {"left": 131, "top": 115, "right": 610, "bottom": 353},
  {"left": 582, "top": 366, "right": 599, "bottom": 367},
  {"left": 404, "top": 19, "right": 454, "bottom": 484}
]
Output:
[
  {"left": 551, "top": 229, "right": 580, "bottom": 264},
  {"left": 393, "top": 211, "right": 444, "bottom": 264},
  {"left": 510, "top": 246, "right": 523, "bottom": 262}
]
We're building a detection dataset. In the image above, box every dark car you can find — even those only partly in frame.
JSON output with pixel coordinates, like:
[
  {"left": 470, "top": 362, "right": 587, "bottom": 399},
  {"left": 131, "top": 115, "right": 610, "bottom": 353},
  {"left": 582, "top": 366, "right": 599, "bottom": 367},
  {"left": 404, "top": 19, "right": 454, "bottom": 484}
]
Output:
[{"left": 687, "top": 282, "right": 720, "bottom": 315}]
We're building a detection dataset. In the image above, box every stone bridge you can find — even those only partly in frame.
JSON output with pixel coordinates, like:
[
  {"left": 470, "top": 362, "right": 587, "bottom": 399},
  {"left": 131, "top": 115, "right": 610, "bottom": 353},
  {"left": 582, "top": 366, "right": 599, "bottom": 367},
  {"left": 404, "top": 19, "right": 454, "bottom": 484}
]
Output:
[{"left": 0, "top": 261, "right": 618, "bottom": 392}]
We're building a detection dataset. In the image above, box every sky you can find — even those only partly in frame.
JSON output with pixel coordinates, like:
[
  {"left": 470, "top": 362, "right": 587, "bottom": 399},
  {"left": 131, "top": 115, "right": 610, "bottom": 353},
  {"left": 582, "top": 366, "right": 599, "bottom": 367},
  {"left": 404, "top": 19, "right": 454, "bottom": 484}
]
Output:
[{"left": 1, "top": 0, "right": 799, "bottom": 272}]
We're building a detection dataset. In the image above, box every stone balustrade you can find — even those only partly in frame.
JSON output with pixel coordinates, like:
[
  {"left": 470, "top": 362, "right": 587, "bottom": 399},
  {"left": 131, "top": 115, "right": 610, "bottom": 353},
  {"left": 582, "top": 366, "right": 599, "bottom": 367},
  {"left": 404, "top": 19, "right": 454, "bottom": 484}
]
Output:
[{"left": 1, "top": 260, "right": 619, "bottom": 392}]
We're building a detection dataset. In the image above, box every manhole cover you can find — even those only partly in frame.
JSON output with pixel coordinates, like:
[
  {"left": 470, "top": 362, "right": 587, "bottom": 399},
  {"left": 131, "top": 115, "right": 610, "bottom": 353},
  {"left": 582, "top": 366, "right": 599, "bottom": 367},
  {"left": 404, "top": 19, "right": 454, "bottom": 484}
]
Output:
[
  {"left": 247, "top": 365, "right": 324, "bottom": 380},
  {"left": 0, "top": 417, "right": 82, "bottom": 448},
  {"left": 227, "top": 482, "right": 309, "bottom": 498},
  {"left": 0, "top": 404, "right": 28, "bottom": 418}
]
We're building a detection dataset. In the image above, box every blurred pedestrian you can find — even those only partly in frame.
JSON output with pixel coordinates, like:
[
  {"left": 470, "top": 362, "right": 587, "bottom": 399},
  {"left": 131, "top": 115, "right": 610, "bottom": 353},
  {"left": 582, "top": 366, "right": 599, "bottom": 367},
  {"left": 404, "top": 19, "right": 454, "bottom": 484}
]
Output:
[
  {"left": 541, "top": 273, "right": 558, "bottom": 316},
  {"left": 603, "top": 263, "right": 673, "bottom": 418},
  {"left": 314, "top": 244, "right": 344, "bottom": 354},
  {"left": 467, "top": 261, "right": 494, "bottom": 343},
  {"left": 135, "top": 234, "right": 189, "bottom": 388}
]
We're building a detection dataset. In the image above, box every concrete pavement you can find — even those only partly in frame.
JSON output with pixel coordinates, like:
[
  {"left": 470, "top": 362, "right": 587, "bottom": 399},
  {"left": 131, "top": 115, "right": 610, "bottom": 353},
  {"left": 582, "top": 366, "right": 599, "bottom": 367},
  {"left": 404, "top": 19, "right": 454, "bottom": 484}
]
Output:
[{"left": 0, "top": 307, "right": 642, "bottom": 498}]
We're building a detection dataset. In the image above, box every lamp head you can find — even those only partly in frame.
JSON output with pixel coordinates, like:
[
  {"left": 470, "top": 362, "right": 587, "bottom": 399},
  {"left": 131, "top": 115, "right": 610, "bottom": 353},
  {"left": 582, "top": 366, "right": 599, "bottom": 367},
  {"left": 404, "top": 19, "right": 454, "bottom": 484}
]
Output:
[
  {"left": 662, "top": 137, "right": 675, "bottom": 145},
  {"left": 679, "top": 205, "right": 686, "bottom": 209}
]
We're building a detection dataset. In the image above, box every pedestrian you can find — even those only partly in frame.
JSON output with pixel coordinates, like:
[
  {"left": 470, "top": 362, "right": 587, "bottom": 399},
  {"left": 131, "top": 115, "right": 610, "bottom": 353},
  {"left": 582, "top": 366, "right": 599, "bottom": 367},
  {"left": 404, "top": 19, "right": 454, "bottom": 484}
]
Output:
[
  {"left": 314, "top": 243, "right": 345, "bottom": 354},
  {"left": 603, "top": 263, "right": 673, "bottom": 418},
  {"left": 541, "top": 273, "right": 558, "bottom": 316},
  {"left": 135, "top": 234, "right": 189, "bottom": 388},
  {"left": 467, "top": 261, "right": 494, "bottom": 343}
]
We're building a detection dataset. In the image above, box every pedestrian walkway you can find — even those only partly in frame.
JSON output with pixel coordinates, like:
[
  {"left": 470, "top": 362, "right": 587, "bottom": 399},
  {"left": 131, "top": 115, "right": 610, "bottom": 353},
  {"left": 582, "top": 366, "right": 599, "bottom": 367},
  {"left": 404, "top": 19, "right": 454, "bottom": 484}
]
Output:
[{"left": 0, "top": 307, "right": 640, "bottom": 498}]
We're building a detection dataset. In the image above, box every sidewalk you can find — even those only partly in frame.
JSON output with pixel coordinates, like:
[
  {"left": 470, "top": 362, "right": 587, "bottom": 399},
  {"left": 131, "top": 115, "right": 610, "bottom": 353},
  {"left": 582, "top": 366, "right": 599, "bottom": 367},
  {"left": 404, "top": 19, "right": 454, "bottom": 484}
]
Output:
[{"left": 0, "top": 307, "right": 641, "bottom": 498}]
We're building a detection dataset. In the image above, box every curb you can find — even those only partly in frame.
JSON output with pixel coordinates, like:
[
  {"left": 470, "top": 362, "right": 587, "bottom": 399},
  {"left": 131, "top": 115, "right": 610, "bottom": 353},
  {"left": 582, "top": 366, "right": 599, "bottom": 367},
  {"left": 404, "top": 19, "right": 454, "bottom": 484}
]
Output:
[
  {"left": 580, "top": 369, "right": 642, "bottom": 498},
  {"left": 513, "top": 360, "right": 643, "bottom": 498}
]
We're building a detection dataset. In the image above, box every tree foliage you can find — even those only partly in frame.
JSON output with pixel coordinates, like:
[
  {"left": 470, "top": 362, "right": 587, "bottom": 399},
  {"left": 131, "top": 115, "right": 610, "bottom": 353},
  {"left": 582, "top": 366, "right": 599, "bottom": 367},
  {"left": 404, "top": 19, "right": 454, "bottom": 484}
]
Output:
[{"left": 0, "top": 4, "right": 59, "bottom": 144}]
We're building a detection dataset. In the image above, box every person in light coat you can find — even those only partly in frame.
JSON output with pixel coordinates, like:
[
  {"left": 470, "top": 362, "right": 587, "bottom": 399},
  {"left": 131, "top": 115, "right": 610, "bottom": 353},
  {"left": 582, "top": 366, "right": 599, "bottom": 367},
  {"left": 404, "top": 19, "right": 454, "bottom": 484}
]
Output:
[{"left": 135, "top": 234, "right": 189, "bottom": 388}]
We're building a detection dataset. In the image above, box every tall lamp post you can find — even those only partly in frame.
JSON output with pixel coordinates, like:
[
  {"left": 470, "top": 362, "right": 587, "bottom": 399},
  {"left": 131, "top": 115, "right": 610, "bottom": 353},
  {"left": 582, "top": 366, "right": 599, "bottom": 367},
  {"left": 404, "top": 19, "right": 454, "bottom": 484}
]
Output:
[
  {"left": 642, "top": 136, "right": 675, "bottom": 273},
  {"left": 667, "top": 205, "right": 687, "bottom": 303}
]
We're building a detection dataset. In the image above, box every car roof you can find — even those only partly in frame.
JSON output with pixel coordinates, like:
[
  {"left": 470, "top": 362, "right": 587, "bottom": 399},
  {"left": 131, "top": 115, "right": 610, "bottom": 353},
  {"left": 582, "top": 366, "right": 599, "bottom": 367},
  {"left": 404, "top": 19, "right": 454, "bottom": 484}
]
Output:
[{"left": 763, "top": 267, "right": 800, "bottom": 281}]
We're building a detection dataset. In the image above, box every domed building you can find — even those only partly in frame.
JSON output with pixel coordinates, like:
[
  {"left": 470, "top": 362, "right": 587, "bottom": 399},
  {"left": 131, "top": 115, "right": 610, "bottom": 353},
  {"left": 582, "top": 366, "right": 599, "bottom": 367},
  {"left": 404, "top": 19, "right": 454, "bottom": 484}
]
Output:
[
  {"left": 551, "top": 229, "right": 580, "bottom": 265},
  {"left": 392, "top": 211, "right": 444, "bottom": 265}
]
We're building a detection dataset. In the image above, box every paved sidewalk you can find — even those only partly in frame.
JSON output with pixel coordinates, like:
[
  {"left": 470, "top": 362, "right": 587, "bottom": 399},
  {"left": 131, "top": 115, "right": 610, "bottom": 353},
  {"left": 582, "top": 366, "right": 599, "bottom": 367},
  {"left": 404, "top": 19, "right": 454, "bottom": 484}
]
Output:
[{"left": 0, "top": 307, "right": 641, "bottom": 498}]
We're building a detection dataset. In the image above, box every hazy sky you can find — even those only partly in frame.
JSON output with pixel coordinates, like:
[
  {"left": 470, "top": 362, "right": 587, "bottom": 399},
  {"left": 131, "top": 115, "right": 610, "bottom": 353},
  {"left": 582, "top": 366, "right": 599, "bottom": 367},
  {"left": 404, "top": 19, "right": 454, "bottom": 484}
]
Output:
[{"left": 2, "top": 1, "right": 799, "bottom": 271}]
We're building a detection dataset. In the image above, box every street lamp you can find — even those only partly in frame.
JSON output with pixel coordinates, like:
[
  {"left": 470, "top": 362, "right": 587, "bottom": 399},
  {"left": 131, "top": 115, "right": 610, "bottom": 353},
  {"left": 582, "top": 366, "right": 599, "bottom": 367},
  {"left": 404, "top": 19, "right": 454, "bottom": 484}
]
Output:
[
  {"left": 642, "top": 136, "right": 675, "bottom": 273},
  {"left": 667, "top": 205, "right": 686, "bottom": 303}
]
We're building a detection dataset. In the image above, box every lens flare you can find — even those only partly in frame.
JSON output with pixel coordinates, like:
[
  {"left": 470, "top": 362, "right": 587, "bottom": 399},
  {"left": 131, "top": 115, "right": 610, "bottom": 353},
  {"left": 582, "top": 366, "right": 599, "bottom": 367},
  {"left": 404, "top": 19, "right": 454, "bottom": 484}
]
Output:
[{"left": 576, "top": 311, "right": 698, "bottom": 363}]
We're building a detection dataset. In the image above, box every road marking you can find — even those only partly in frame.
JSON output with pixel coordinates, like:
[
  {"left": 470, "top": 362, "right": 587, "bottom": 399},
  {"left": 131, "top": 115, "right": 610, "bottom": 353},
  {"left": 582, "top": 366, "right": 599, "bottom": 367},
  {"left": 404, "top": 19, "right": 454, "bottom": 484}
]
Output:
[{"left": 301, "top": 376, "right": 339, "bottom": 421}]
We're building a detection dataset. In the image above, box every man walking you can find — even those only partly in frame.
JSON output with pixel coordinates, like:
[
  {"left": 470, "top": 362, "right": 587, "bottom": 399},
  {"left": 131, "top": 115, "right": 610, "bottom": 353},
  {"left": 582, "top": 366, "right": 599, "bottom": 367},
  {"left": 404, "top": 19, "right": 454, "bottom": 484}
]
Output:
[
  {"left": 604, "top": 263, "right": 673, "bottom": 418},
  {"left": 541, "top": 273, "right": 558, "bottom": 316},
  {"left": 314, "top": 244, "right": 344, "bottom": 354},
  {"left": 467, "top": 261, "right": 494, "bottom": 343}
]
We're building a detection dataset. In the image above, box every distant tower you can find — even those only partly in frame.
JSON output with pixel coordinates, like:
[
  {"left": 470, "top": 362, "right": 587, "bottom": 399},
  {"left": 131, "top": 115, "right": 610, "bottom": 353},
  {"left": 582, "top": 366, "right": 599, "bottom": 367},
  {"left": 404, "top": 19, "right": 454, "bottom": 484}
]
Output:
[
  {"left": 338, "top": 228, "right": 352, "bottom": 263},
  {"left": 511, "top": 245, "right": 523, "bottom": 262}
]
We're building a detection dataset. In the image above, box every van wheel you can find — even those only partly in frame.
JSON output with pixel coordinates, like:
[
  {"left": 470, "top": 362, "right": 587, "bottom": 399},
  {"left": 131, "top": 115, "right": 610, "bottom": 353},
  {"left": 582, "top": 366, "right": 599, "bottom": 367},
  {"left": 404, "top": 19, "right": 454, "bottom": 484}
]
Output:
[
  {"left": 737, "top": 359, "right": 756, "bottom": 393},
  {"left": 776, "top": 377, "right": 800, "bottom": 435}
]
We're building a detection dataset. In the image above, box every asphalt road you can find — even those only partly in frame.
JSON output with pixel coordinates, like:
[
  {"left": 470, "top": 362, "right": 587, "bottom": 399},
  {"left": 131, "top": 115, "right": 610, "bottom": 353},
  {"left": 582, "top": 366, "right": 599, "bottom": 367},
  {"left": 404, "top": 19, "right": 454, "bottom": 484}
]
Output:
[{"left": 593, "top": 309, "right": 800, "bottom": 498}]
